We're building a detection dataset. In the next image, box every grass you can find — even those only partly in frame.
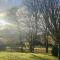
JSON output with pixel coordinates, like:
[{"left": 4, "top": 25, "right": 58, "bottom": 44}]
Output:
[{"left": 0, "top": 52, "right": 58, "bottom": 60}]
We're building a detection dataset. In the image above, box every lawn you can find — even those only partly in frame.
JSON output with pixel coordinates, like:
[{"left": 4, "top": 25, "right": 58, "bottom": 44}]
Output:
[{"left": 0, "top": 52, "right": 58, "bottom": 60}]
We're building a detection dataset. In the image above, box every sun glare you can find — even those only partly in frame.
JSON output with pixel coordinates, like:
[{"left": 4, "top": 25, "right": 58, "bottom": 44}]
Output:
[{"left": 0, "top": 20, "right": 9, "bottom": 25}]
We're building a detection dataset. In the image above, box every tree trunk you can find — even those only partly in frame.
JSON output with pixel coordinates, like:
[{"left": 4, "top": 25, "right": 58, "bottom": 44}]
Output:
[
  {"left": 29, "top": 34, "right": 34, "bottom": 53},
  {"left": 20, "top": 42, "right": 24, "bottom": 52},
  {"left": 46, "top": 39, "right": 48, "bottom": 53},
  {"left": 29, "top": 43, "right": 34, "bottom": 53}
]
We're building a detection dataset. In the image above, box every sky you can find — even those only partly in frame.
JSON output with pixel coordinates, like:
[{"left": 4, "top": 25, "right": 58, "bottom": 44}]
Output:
[
  {"left": 0, "top": 0, "right": 23, "bottom": 28},
  {"left": 0, "top": 0, "right": 22, "bottom": 12}
]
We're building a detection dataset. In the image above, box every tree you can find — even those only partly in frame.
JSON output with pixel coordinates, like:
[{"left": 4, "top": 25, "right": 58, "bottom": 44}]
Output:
[
  {"left": 6, "top": 7, "right": 26, "bottom": 52},
  {"left": 24, "top": 0, "right": 60, "bottom": 57},
  {"left": 40, "top": 0, "right": 60, "bottom": 59},
  {"left": 24, "top": 0, "right": 49, "bottom": 53},
  {"left": 16, "top": 5, "right": 35, "bottom": 52}
]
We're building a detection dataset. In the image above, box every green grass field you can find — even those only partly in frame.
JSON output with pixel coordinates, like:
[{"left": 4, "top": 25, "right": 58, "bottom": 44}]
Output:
[{"left": 0, "top": 52, "right": 58, "bottom": 60}]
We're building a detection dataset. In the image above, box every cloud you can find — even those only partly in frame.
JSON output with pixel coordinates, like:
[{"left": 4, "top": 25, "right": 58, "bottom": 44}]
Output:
[{"left": 0, "top": 0, "right": 22, "bottom": 11}]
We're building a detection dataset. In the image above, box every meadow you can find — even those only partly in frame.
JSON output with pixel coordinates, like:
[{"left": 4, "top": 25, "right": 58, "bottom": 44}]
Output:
[{"left": 0, "top": 52, "right": 58, "bottom": 60}]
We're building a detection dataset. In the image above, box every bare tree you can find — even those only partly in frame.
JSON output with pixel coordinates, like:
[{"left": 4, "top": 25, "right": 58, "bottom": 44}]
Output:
[
  {"left": 40, "top": 0, "right": 60, "bottom": 59},
  {"left": 24, "top": 0, "right": 49, "bottom": 53}
]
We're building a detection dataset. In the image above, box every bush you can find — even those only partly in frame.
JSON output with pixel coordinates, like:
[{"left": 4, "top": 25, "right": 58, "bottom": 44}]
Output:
[{"left": 52, "top": 45, "right": 60, "bottom": 58}]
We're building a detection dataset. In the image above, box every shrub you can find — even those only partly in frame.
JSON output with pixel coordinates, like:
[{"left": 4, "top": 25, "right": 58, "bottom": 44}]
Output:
[{"left": 52, "top": 45, "right": 60, "bottom": 58}]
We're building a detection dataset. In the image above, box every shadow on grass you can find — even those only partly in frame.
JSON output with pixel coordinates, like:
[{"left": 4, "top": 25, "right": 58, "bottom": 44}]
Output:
[{"left": 30, "top": 54, "right": 46, "bottom": 60}]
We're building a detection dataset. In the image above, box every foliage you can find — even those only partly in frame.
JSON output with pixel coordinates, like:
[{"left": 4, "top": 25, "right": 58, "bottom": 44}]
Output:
[{"left": 52, "top": 45, "right": 60, "bottom": 57}]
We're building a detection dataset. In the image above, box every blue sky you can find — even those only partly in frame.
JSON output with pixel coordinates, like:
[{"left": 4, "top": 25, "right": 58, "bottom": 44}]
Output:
[{"left": 0, "top": 0, "right": 22, "bottom": 11}]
